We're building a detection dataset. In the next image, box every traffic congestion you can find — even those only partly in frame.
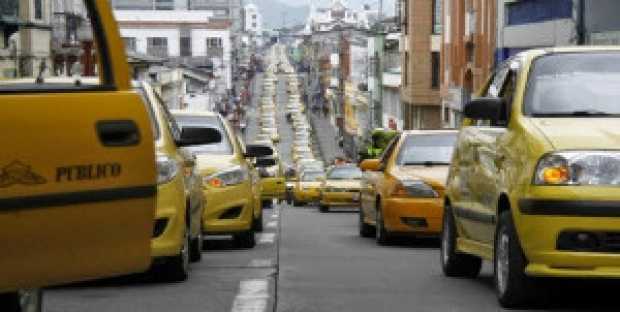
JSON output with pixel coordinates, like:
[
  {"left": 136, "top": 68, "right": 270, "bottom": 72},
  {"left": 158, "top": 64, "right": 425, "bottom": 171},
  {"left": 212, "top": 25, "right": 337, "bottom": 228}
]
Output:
[{"left": 3, "top": 1, "right": 620, "bottom": 311}]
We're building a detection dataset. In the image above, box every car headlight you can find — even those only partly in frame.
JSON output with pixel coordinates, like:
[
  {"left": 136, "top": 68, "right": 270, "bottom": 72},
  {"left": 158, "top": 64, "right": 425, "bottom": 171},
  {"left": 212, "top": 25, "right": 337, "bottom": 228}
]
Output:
[
  {"left": 157, "top": 154, "right": 179, "bottom": 185},
  {"left": 392, "top": 180, "right": 438, "bottom": 198},
  {"left": 534, "top": 151, "right": 620, "bottom": 186},
  {"left": 204, "top": 166, "right": 248, "bottom": 188}
]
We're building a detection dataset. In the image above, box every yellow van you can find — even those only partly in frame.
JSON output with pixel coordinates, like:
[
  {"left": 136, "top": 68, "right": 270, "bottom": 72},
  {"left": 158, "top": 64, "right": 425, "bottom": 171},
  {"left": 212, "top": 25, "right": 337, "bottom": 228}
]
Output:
[
  {"left": 0, "top": 1, "right": 156, "bottom": 310},
  {"left": 442, "top": 47, "right": 620, "bottom": 308}
]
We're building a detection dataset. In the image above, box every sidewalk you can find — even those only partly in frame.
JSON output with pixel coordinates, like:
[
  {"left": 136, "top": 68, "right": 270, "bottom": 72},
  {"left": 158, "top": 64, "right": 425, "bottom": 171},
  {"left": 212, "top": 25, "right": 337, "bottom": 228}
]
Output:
[{"left": 309, "top": 111, "right": 344, "bottom": 164}]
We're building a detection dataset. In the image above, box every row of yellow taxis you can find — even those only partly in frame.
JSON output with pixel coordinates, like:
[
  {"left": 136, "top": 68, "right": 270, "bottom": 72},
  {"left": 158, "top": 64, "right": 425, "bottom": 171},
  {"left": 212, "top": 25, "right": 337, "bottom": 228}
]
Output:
[{"left": 354, "top": 47, "right": 620, "bottom": 308}]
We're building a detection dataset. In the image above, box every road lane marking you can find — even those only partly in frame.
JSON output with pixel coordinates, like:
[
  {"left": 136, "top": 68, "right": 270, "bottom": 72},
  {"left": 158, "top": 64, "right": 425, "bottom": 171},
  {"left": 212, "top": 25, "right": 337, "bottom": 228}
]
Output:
[
  {"left": 266, "top": 221, "right": 277, "bottom": 228},
  {"left": 248, "top": 259, "right": 273, "bottom": 268},
  {"left": 257, "top": 233, "right": 276, "bottom": 244},
  {"left": 231, "top": 279, "right": 269, "bottom": 312}
]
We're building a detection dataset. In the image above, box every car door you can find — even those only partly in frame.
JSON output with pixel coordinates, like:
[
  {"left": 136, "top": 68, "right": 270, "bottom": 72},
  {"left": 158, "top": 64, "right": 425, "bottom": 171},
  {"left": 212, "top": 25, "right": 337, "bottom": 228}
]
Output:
[
  {"left": 362, "top": 135, "right": 400, "bottom": 225},
  {"left": 0, "top": 0, "right": 156, "bottom": 291},
  {"left": 458, "top": 62, "right": 511, "bottom": 244}
]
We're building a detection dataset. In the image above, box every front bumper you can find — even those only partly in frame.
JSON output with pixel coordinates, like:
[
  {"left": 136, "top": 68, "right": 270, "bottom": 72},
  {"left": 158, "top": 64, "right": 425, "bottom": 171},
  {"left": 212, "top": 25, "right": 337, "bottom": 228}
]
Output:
[
  {"left": 203, "top": 183, "right": 253, "bottom": 234},
  {"left": 515, "top": 189, "right": 620, "bottom": 278},
  {"left": 382, "top": 197, "right": 443, "bottom": 235},
  {"left": 320, "top": 191, "right": 360, "bottom": 207},
  {"left": 294, "top": 188, "right": 321, "bottom": 203}
]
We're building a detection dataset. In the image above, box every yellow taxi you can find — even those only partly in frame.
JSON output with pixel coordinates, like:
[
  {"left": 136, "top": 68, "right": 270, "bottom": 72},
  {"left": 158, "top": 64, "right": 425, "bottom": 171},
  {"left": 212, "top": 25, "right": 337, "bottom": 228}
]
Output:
[
  {"left": 171, "top": 111, "right": 273, "bottom": 248},
  {"left": 442, "top": 47, "right": 620, "bottom": 308},
  {"left": 359, "top": 130, "right": 458, "bottom": 244},
  {"left": 0, "top": 0, "right": 156, "bottom": 309},
  {"left": 293, "top": 170, "right": 326, "bottom": 206},
  {"left": 319, "top": 165, "right": 363, "bottom": 212},
  {"left": 139, "top": 83, "right": 216, "bottom": 280},
  {"left": 254, "top": 141, "right": 286, "bottom": 207}
]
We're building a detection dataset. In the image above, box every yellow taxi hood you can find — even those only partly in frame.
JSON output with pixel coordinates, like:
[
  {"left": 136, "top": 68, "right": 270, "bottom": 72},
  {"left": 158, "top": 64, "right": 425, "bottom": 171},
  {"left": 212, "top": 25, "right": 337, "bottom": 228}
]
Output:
[
  {"left": 324, "top": 180, "right": 361, "bottom": 189},
  {"left": 392, "top": 166, "right": 449, "bottom": 187},
  {"left": 530, "top": 118, "right": 620, "bottom": 150},
  {"left": 194, "top": 154, "right": 239, "bottom": 176}
]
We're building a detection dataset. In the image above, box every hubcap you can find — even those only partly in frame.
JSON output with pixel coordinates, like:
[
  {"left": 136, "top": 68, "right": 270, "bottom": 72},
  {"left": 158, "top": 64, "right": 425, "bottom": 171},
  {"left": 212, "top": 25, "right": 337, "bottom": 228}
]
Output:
[
  {"left": 19, "top": 289, "right": 41, "bottom": 312},
  {"left": 441, "top": 215, "right": 451, "bottom": 265},
  {"left": 496, "top": 229, "right": 510, "bottom": 295}
]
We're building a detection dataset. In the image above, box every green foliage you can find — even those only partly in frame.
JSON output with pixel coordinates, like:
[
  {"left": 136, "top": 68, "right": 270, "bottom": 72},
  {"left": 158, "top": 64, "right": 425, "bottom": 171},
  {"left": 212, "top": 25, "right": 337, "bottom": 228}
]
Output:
[{"left": 358, "top": 129, "right": 398, "bottom": 161}]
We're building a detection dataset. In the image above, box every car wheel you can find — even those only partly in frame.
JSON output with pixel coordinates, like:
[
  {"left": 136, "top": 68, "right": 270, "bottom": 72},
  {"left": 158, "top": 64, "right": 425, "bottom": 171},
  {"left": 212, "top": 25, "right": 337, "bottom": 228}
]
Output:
[
  {"left": 0, "top": 289, "right": 43, "bottom": 312},
  {"left": 440, "top": 204, "right": 482, "bottom": 277},
  {"left": 234, "top": 229, "right": 256, "bottom": 249},
  {"left": 376, "top": 207, "right": 391, "bottom": 245},
  {"left": 358, "top": 207, "right": 375, "bottom": 238},
  {"left": 189, "top": 230, "right": 203, "bottom": 263},
  {"left": 163, "top": 226, "right": 190, "bottom": 282},
  {"left": 253, "top": 212, "right": 264, "bottom": 232},
  {"left": 319, "top": 205, "right": 329, "bottom": 213},
  {"left": 495, "top": 211, "right": 544, "bottom": 308}
]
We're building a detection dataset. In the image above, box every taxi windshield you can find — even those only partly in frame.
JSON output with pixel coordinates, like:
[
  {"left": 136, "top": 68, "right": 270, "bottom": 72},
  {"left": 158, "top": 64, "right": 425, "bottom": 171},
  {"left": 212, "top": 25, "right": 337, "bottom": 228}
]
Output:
[
  {"left": 524, "top": 53, "right": 620, "bottom": 117},
  {"left": 396, "top": 134, "right": 457, "bottom": 166},
  {"left": 327, "top": 167, "right": 362, "bottom": 180}
]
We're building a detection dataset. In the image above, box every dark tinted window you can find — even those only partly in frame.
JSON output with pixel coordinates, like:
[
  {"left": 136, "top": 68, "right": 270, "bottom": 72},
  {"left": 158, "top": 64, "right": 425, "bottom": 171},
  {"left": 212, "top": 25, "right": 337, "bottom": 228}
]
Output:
[
  {"left": 396, "top": 134, "right": 457, "bottom": 165},
  {"left": 524, "top": 53, "right": 620, "bottom": 117},
  {"left": 174, "top": 115, "right": 234, "bottom": 154}
]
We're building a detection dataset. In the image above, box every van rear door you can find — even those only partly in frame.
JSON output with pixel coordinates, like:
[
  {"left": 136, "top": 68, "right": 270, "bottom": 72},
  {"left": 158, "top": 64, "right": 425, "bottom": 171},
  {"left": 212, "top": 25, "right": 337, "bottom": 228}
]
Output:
[{"left": 0, "top": 0, "right": 156, "bottom": 291}]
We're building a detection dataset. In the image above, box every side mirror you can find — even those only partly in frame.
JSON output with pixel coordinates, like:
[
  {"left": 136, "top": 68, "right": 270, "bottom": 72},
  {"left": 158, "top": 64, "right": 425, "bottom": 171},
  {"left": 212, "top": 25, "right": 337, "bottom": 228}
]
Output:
[
  {"left": 245, "top": 144, "right": 274, "bottom": 158},
  {"left": 256, "top": 157, "right": 277, "bottom": 168},
  {"left": 464, "top": 97, "right": 507, "bottom": 123},
  {"left": 360, "top": 159, "right": 381, "bottom": 172},
  {"left": 177, "top": 127, "right": 222, "bottom": 147}
]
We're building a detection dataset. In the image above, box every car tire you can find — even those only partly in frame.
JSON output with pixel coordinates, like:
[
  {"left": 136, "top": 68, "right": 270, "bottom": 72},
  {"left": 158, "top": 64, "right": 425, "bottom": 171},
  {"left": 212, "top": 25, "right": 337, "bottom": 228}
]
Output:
[
  {"left": 293, "top": 199, "right": 303, "bottom": 207},
  {"left": 495, "top": 211, "right": 544, "bottom": 308},
  {"left": 376, "top": 207, "right": 391, "bottom": 245},
  {"left": 0, "top": 289, "right": 43, "bottom": 312},
  {"left": 262, "top": 200, "right": 273, "bottom": 209},
  {"left": 359, "top": 207, "right": 375, "bottom": 238},
  {"left": 319, "top": 205, "right": 329, "bottom": 213},
  {"left": 253, "top": 212, "right": 264, "bottom": 232},
  {"left": 189, "top": 230, "right": 203, "bottom": 263},
  {"left": 162, "top": 226, "right": 190, "bottom": 282},
  {"left": 440, "top": 204, "right": 482, "bottom": 278},
  {"left": 234, "top": 229, "right": 256, "bottom": 249}
]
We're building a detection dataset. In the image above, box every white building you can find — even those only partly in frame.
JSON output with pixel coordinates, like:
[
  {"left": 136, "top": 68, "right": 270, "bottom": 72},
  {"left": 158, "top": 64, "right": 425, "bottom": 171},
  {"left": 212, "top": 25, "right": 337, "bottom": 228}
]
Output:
[
  {"left": 243, "top": 3, "right": 261, "bottom": 35},
  {"left": 306, "top": 0, "right": 378, "bottom": 32},
  {"left": 113, "top": 10, "right": 233, "bottom": 93}
]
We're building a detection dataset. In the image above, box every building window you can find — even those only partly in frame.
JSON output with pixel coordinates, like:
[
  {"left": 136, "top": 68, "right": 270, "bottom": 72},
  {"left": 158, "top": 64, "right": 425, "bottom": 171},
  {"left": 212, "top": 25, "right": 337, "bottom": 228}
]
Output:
[
  {"left": 207, "top": 37, "right": 223, "bottom": 48},
  {"left": 180, "top": 37, "right": 192, "bottom": 57},
  {"left": 123, "top": 37, "right": 137, "bottom": 52},
  {"left": 403, "top": 51, "right": 409, "bottom": 85},
  {"left": 147, "top": 37, "right": 168, "bottom": 58},
  {"left": 402, "top": 0, "right": 409, "bottom": 35},
  {"left": 432, "top": 0, "right": 442, "bottom": 34},
  {"left": 506, "top": 0, "right": 572, "bottom": 26},
  {"left": 252, "top": 23, "right": 257, "bottom": 28},
  {"left": 431, "top": 52, "right": 440, "bottom": 89},
  {"left": 155, "top": 0, "right": 174, "bottom": 10},
  {"left": 35, "top": 0, "right": 43, "bottom": 19}
]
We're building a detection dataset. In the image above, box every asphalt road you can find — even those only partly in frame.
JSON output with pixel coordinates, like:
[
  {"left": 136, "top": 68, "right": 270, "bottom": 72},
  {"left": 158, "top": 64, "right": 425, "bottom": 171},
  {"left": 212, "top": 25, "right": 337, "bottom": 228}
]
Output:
[{"left": 44, "top": 73, "right": 620, "bottom": 312}]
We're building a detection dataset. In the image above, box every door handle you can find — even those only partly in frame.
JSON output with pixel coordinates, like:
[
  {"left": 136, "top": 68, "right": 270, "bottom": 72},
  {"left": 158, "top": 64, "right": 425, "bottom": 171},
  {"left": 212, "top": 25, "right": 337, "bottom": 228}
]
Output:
[{"left": 96, "top": 120, "right": 140, "bottom": 147}]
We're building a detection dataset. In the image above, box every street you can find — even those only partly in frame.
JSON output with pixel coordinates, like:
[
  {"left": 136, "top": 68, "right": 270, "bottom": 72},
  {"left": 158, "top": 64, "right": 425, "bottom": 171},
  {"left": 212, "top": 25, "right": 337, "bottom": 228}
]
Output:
[{"left": 43, "top": 73, "right": 620, "bottom": 312}]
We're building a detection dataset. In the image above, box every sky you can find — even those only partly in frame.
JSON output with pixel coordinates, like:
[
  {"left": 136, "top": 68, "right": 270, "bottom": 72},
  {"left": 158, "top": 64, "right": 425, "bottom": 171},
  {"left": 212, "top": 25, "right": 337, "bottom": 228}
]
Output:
[{"left": 285, "top": 0, "right": 396, "bottom": 16}]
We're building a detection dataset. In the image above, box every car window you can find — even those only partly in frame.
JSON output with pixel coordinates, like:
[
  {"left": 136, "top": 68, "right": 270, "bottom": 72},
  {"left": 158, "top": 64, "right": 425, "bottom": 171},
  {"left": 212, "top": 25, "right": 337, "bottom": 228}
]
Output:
[
  {"left": 155, "top": 93, "right": 181, "bottom": 140},
  {"left": 327, "top": 167, "right": 362, "bottom": 180},
  {"left": 0, "top": 0, "right": 108, "bottom": 92},
  {"left": 136, "top": 88, "right": 160, "bottom": 140},
  {"left": 524, "top": 53, "right": 620, "bottom": 117},
  {"left": 396, "top": 134, "right": 457, "bottom": 166},
  {"left": 174, "top": 115, "right": 234, "bottom": 155},
  {"left": 301, "top": 171, "right": 325, "bottom": 182},
  {"left": 379, "top": 134, "right": 401, "bottom": 166}
]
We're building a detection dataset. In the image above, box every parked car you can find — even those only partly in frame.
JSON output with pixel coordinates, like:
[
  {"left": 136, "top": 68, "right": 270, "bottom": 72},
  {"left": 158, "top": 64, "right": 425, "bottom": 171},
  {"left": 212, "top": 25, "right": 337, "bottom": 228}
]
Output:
[
  {"left": 138, "top": 82, "right": 216, "bottom": 280},
  {"left": 319, "top": 165, "right": 363, "bottom": 212},
  {"left": 0, "top": 1, "right": 157, "bottom": 310},
  {"left": 359, "top": 130, "right": 458, "bottom": 244},
  {"left": 171, "top": 111, "right": 273, "bottom": 248},
  {"left": 441, "top": 48, "right": 620, "bottom": 308},
  {"left": 293, "top": 170, "right": 326, "bottom": 206}
]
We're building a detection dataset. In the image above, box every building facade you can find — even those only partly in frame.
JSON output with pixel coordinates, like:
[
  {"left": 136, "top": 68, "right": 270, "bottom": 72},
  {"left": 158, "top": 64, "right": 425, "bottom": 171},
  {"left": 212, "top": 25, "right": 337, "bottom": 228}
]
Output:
[
  {"left": 400, "top": 0, "right": 442, "bottom": 130},
  {"left": 440, "top": 0, "right": 496, "bottom": 128}
]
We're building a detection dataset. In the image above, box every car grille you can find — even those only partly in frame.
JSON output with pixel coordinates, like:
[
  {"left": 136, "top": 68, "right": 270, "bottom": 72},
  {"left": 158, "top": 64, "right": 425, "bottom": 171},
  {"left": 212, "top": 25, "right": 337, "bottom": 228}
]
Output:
[{"left": 557, "top": 231, "right": 620, "bottom": 252}]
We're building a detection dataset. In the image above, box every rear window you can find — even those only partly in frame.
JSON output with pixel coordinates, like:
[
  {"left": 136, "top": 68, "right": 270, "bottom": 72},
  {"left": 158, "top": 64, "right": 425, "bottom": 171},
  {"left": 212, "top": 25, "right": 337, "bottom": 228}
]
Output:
[
  {"left": 396, "top": 134, "right": 457, "bottom": 166},
  {"left": 301, "top": 171, "right": 325, "bottom": 182},
  {"left": 524, "top": 53, "right": 620, "bottom": 117},
  {"left": 174, "top": 115, "right": 234, "bottom": 155},
  {"left": 0, "top": 0, "right": 109, "bottom": 92}
]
